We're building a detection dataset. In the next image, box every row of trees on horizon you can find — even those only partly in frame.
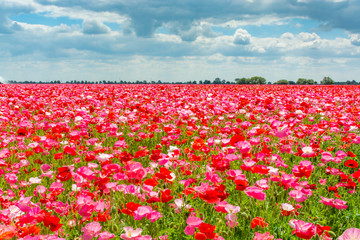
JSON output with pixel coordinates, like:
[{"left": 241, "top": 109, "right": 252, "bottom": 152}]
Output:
[{"left": 4, "top": 76, "right": 359, "bottom": 85}]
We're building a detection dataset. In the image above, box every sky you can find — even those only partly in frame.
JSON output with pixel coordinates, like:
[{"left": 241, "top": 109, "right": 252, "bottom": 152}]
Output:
[{"left": 1, "top": 0, "right": 360, "bottom": 83}]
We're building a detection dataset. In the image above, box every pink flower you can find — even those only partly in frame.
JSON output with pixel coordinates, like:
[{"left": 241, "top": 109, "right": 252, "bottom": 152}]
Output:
[
  {"left": 289, "top": 219, "right": 316, "bottom": 239},
  {"left": 319, "top": 196, "right": 334, "bottom": 207},
  {"left": 253, "top": 232, "right": 274, "bottom": 240},
  {"left": 301, "top": 146, "right": 315, "bottom": 158},
  {"left": 120, "top": 227, "right": 142, "bottom": 240},
  {"left": 186, "top": 216, "right": 202, "bottom": 226},
  {"left": 235, "top": 141, "right": 251, "bottom": 154},
  {"left": 288, "top": 190, "right": 308, "bottom": 202},
  {"left": 244, "top": 186, "right": 266, "bottom": 201},
  {"left": 134, "top": 206, "right": 152, "bottom": 220},
  {"left": 81, "top": 222, "right": 102, "bottom": 240},
  {"left": 332, "top": 199, "right": 347, "bottom": 210},
  {"left": 4, "top": 173, "right": 17, "bottom": 184},
  {"left": 98, "top": 231, "right": 115, "bottom": 240},
  {"left": 338, "top": 228, "right": 360, "bottom": 240},
  {"left": 76, "top": 166, "right": 96, "bottom": 181},
  {"left": 184, "top": 226, "right": 195, "bottom": 235}
]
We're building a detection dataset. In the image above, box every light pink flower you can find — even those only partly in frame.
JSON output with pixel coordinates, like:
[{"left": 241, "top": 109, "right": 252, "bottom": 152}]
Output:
[
  {"left": 81, "top": 221, "right": 102, "bottom": 240},
  {"left": 338, "top": 228, "right": 360, "bottom": 240},
  {"left": 253, "top": 232, "right": 275, "bottom": 240},
  {"left": 98, "top": 231, "right": 115, "bottom": 240},
  {"left": 120, "top": 227, "right": 142, "bottom": 240},
  {"left": 186, "top": 216, "right": 202, "bottom": 226},
  {"left": 244, "top": 186, "right": 266, "bottom": 201}
]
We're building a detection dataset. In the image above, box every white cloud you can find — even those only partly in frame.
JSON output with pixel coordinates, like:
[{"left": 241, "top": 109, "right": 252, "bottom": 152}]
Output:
[
  {"left": 82, "top": 19, "right": 110, "bottom": 34},
  {"left": 233, "top": 28, "right": 251, "bottom": 45},
  {"left": 350, "top": 34, "right": 360, "bottom": 46}
]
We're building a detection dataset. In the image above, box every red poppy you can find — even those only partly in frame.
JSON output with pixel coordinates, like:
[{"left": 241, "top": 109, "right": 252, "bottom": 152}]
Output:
[
  {"left": 121, "top": 202, "right": 141, "bottom": 216},
  {"left": 17, "top": 128, "right": 28, "bottom": 136},
  {"left": 345, "top": 160, "right": 358, "bottom": 169},
  {"left": 43, "top": 215, "right": 63, "bottom": 232},
  {"left": 144, "top": 178, "right": 159, "bottom": 187},
  {"left": 160, "top": 189, "right": 174, "bottom": 203},
  {"left": 234, "top": 179, "right": 249, "bottom": 191},
  {"left": 199, "top": 190, "right": 220, "bottom": 204},
  {"left": 54, "top": 153, "right": 64, "bottom": 160},
  {"left": 197, "top": 222, "right": 216, "bottom": 239},
  {"left": 251, "top": 165, "right": 270, "bottom": 175},
  {"left": 251, "top": 217, "right": 268, "bottom": 229},
  {"left": 56, "top": 167, "right": 72, "bottom": 182}
]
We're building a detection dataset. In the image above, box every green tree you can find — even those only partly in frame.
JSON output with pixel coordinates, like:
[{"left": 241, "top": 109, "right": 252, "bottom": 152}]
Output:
[
  {"left": 275, "top": 79, "right": 289, "bottom": 85},
  {"left": 321, "top": 76, "right": 334, "bottom": 85},
  {"left": 213, "top": 77, "right": 221, "bottom": 84},
  {"left": 236, "top": 77, "right": 249, "bottom": 84},
  {"left": 249, "top": 76, "right": 266, "bottom": 84}
]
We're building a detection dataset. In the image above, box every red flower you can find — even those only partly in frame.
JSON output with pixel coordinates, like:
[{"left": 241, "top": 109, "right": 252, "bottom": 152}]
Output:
[
  {"left": 121, "top": 202, "right": 141, "bottom": 216},
  {"left": 197, "top": 222, "right": 216, "bottom": 239},
  {"left": 144, "top": 178, "right": 159, "bottom": 187},
  {"left": 56, "top": 167, "right": 72, "bottom": 182},
  {"left": 17, "top": 128, "right": 28, "bottom": 136},
  {"left": 43, "top": 215, "right": 63, "bottom": 232},
  {"left": 54, "top": 153, "right": 64, "bottom": 160},
  {"left": 345, "top": 160, "right": 359, "bottom": 169},
  {"left": 251, "top": 217, "right": 268, "bottom": 229},
  {"left": 234, "top": 179, "right": 249, "bottom": 191},
  {"left": 160, "top": 189, "right": 174, "bottom": 203},
  {"left": 199, "top": 190, "right": 220, "bottom": 204},
  {"left": 251, "top": 165, "right": 270, "bottom": 175}
]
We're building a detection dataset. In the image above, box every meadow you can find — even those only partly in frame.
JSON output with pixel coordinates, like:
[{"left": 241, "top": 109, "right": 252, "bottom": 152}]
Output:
[{"left": 0, "top": 84, "right": 359, "bottom": 240}]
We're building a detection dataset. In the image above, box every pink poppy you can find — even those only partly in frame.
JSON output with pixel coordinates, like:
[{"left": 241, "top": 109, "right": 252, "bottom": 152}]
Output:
[
  {"left": 244, "top": 186, "right": 266, "bottom": 201},
  {"left": 338, "top": 228, "right": 360, "bottom": 240}
]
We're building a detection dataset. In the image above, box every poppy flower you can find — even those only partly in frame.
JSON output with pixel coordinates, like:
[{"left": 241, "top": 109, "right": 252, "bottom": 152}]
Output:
[
  {"left": 43, "top": 215, "right": 63, "bottom": 232},
  {"left": 338, "top": 228, "right": 360, "bottom": 240},
  {"left": 344, "top": 160, "right": 358, "bottom": 169},
  {"left": 251, "top": 217, "right": 268, "bottom": 229},
  {"left": 56, "top": 167, "right": 72, "bottom": 182}
]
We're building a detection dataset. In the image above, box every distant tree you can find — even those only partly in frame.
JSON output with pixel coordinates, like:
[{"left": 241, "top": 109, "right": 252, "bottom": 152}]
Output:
[
  {"left": 236, "top": 77, "right": 249, "bottom": 84},
  {"left": 157, "top": 80, "right": 162, "bottom": 84},
  {"left": 204, "top": 80, "right": 211, "bottom": 84},
  {"left": 213, "top": 77, "right": 221, "bottom": 84},
  {"left": 192, "top": 81, "right": 197, "bottom": 84},
  {"left": 289, "top": 81, "right": 296, "bottom": 85},
  {"left": 297, "top": 78, "right": 315, "bottom": 85},
  {"left": 199, "top": 80, "right": 203, "bottom": 84},
  {"left": 275, "top": 79, "right": 289, "bottom": 85},
  {"left": 321, "top": 76, "right": 334, "bottom": 85},
  {"left": 249, "top": 76, "right": 266, "bottom": 84}
]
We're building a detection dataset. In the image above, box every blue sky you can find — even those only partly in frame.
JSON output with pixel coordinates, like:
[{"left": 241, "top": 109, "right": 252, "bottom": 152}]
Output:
[{"left": 1, "top": 0, "right": 360, "bottom": 83}]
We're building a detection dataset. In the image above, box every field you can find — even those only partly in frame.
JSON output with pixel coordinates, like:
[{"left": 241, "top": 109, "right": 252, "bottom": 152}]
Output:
[{"left": 0, "top": 84, "right": 360, "bottom": 240}]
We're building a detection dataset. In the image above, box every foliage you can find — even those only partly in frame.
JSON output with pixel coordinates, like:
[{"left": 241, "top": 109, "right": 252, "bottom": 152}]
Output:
[
  {"left": 321, "top": 76, "right": 335, "bottom": 85},
  {"left": 275, "top": 79, "right": 289, "bottom": 85},
  {"left": 296, "top": 78, "right": 315, "bottom": 85}
]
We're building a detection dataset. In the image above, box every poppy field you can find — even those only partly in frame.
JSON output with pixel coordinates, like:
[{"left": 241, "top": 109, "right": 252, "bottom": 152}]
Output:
[{"left": 1, "top": 84, "right": 360, "bottom": 240}]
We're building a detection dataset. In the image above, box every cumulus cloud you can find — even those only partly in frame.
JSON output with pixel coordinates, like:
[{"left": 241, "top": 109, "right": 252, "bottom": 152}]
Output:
[
  {"left": 350, "top": 34, "right": 360, "bottom": 46},
  {"left": 233, "top": 28, "right": 251, "bottom": 45},
  {"left": 34, "top": 0, "right": 360, "bottom": 37},
  {"left": 0, "top": 0, "right": 35, "bottom": 33},
  {"left": 166, "top": 22, "right": 219, "bottom": 42},
  {"left": 82, "top": 19, "right": 110, "bottom": 34}
]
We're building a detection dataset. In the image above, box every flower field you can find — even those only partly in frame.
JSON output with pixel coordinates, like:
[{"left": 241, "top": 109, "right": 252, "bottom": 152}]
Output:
[{"left": 1, "top": 84, "right": 360, "bottom": 240}]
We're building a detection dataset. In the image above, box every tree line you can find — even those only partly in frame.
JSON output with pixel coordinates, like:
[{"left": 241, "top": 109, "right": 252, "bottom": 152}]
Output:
[{"left": 4, "top": 76, "right": 359, "bottom": 85}]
